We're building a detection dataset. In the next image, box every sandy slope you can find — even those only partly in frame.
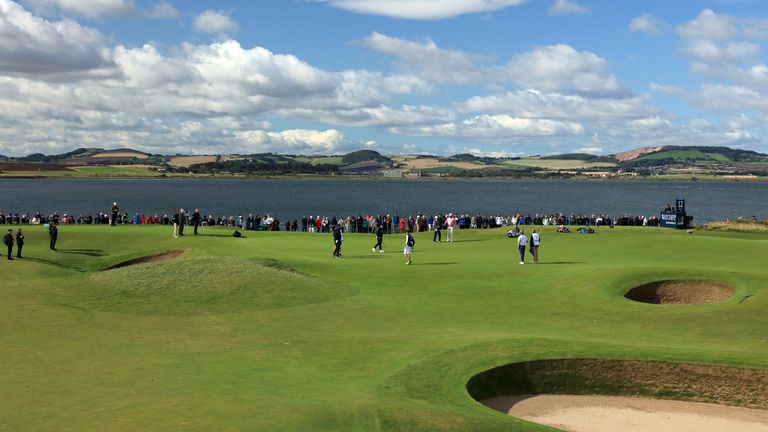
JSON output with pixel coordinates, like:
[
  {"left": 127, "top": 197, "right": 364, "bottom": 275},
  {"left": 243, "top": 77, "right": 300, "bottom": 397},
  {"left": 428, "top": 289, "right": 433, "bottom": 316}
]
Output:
[{"left": 483, "top": 395, "right": 768, "bottom": 432}]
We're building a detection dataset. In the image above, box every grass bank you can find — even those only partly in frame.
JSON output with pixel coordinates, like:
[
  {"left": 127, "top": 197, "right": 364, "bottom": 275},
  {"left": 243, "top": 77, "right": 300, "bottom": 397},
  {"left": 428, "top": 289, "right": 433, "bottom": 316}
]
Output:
[{"left": 1, "top": 225, "right": 766, "bottom": 431}]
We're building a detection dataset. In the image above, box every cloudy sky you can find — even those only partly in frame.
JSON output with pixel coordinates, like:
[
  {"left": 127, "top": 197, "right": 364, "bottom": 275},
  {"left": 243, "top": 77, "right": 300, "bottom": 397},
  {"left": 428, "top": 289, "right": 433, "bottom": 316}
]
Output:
[{"left": 1, "top": 0, "right": 767, "bottom": 157}]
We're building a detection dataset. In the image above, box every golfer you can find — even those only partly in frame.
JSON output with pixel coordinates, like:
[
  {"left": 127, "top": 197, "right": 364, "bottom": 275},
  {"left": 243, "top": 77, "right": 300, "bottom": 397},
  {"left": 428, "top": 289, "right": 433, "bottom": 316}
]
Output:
[
  {"left": 372, "top": 224, "right": 384, "bottom": 253},
  {"left": 530, "top": 229, "right": 540, "bottom": 263},
  {"left": 404, "top": 229, "right": 415, "bottom": 265},
  {"left": 446, "top": 213, "right": 457, "bottom": 242},
  {"left": 333, "top": 223, "right": 343, "bottom": 258},
  {"left": 517, "top": 229, "right": 527, "bottom": 264}
]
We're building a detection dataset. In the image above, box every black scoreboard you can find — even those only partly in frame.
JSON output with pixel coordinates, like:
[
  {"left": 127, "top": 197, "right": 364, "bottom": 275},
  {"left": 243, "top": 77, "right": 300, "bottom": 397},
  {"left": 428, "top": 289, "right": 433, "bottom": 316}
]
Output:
[{"left": 660, "top": 197, "right": 692, "bottom": 229}]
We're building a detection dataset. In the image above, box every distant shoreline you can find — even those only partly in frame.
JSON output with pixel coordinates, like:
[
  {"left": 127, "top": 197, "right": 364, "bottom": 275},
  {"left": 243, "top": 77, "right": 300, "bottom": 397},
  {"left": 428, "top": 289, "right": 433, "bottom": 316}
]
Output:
[{"left": 1, "top": 172, "right": 767, "bottom": 182}]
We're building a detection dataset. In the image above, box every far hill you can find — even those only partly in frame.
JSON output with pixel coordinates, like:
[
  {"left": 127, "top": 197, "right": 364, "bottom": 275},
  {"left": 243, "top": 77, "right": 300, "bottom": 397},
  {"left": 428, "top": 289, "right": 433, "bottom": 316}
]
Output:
[
  {"left": 620, "top": 146, "right": 768, "bottom": 169},
  {"left": 540, "top": 153, "right": 599, "bottom": 161},
  {"left": 341, "top": 150, "right": 393, "bottom": 167}
]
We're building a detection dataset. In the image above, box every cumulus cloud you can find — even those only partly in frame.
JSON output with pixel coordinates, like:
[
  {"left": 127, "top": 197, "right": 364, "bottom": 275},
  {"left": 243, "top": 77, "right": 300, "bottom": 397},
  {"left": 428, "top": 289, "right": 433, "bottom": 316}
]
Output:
[
  {"left": 24, "top": 0, "right": 135, "bottom": 18},
  {"left": 629, "top": 13, "right": 662, "bottom": 34},
  {"left": 145, "top": 1, "right": 178, "bottom": 19},
  {"left": 194, "top": 10, "right": 239, "bottom": 35},
  {"left": 235, "top": 128, "right": 348, "bottom": 153},
  {"left": 319, "top": 0, "right": 526, "bottom": 20},
  {"left": 548, "top": 0, "right": 588, "bottom": 15},
  {"left": 507, "top": 44, "right": 626, "bottom": 96},
  {"left": 392, "top": 114, "right": 585, "bottom": 142},
  {"left": 0, "top": 0, "right": 115, "bottom": 75},
  {"left": 361, "top": 34, "right": 627, "bottom": 96},
  {"left": 359, "top": 32, "right": 494, "bottom": 85}
]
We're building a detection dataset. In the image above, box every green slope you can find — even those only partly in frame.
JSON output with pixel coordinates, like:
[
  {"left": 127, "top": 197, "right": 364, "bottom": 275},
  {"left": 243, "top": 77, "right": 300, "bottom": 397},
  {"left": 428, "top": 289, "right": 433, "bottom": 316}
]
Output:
[{"left": 1, "top": 225, "right": 767, "bottom": 431}]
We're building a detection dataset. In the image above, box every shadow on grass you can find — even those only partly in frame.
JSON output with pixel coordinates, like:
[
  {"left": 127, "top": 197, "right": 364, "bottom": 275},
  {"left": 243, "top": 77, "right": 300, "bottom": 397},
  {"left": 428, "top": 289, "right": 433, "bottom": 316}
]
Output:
[
  {"left": 418, "top": 262, "right": 460, "bottom": 266},
  {"left": 56, "top": 249, "right": 107, "bottom": 257},
  {"left": 535, "top": 261, "right": 585, "bottom": 265},
  {"left": 25, "top": 257, "right": 87, "bottom": 272}
]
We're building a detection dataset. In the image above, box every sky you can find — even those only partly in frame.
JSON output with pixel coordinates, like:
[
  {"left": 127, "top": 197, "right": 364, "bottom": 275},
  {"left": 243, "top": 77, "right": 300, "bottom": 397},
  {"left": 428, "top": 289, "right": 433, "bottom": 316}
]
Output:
[{"left": 1, "top": 0, "right": 768, "bottom": 157}]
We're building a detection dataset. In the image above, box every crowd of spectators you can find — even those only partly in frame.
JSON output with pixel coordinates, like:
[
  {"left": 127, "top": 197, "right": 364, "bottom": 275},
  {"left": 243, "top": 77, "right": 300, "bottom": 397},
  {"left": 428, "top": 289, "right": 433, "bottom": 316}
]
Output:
[{"left": 0, "top": 210, "right": 662, "bottom": 232}]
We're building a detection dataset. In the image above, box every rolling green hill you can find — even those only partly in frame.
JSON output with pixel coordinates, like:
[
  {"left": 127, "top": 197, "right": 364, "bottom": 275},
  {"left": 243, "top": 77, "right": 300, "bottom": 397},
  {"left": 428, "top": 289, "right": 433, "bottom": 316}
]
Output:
[{"left": 2, "top": 225, "right": 767, "bottom": 430}]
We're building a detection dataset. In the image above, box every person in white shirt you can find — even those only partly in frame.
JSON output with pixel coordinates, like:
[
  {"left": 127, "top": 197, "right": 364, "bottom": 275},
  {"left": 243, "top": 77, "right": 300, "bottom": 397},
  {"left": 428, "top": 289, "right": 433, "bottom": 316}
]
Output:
[
  {"left": 517, "top": 230, "right": 527, "bottom": 264},
  {"left": 446, "top": 213, "right": 457, "bottom": 242},
  {"left": 530, "top": 229, "right": 540, "bottom": 263}
]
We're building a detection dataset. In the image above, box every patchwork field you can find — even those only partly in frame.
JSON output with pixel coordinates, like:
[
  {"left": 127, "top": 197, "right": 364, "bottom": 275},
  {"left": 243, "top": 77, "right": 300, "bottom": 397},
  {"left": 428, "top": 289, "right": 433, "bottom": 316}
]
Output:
[{"left": 1, "top": 225, "right": 767, "bottom": 431}]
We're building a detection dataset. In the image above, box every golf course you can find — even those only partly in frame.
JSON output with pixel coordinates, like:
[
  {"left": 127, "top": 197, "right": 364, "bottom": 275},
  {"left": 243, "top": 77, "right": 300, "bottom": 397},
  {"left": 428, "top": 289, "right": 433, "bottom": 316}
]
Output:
[{"left": 2, "top": 224, "right": 767, "bottom": 431}]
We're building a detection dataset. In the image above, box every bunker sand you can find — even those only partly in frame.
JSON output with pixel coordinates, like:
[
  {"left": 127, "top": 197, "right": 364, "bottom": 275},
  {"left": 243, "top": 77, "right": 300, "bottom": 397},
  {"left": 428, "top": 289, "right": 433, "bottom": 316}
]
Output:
[{"left": 484, "top": 394, "right": 768, "bottom": 432}]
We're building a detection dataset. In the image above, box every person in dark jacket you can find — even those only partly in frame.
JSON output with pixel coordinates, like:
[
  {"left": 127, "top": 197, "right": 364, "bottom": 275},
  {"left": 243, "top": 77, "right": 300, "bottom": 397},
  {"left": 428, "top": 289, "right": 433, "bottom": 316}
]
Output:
[
  {"left": 372, "top": 224, "right": 384, "bottom": 253},
  {"left": 49, "top": 223, "right": 58, "bottom": 251},
  {"left": 110, "top": 202, "right": 119, "bottom": 226},
  {"left": 178, "top": 209, "right": 186, "bottom": 236},
  {"left": 15, "top": 229, "right": 24, "bottom": 258},
  {"left": 332, "top": 224, "right": 343, "bottom": 258},
  {"left": 192, "top": 208, "right": 202, "bottom": 235},
  {"left": 2, "top": 229, "right": 13, "bottom": 260}
]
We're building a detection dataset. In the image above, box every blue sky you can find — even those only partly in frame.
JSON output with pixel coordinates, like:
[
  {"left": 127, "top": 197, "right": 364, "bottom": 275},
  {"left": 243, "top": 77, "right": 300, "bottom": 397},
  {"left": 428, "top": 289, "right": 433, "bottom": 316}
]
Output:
[{"left": 1, "top": 0, "right": 767, "bottom": 156}]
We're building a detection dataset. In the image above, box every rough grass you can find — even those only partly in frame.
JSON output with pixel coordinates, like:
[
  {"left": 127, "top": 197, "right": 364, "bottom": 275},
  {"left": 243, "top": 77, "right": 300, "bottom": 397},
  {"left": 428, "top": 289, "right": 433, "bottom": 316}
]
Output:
[
  {"left": 702, "top": 220, "right": 768, "bottom": 233},
  {"left": 1, "top": 225, "right": 767, "bottom": 431}
]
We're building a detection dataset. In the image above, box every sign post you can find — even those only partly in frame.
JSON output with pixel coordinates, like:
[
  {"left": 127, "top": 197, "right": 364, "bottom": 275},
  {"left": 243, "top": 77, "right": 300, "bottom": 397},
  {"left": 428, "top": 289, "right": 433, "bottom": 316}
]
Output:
[{"left": 660, "top": 197, "right": 692, "bottom": 229}]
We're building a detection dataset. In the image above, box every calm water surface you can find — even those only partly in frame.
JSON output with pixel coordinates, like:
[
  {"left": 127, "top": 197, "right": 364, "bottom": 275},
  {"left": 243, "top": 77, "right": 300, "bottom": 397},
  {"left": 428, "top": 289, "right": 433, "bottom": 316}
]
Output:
[{"left": 1, "top": 178, "right": 766, "bottom": 223}]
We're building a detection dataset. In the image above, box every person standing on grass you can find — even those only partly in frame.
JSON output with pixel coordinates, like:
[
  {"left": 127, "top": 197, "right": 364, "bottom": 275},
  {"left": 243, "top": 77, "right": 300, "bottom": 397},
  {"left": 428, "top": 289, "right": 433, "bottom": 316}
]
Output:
[
  {"left": 432, "top": 213, "right": 443, "bottom": 242},
  {"left": 530, "top": 229, "right": 540, "bottom": 264},
  {"left": 446, "top": 213, "right": 457, "bottom": 242},
  {"left": 178, "top": 209, "right": 186, "bottom": 236},
  {"left": 404, "top": 229, "right": 415, "bottom": 265},
  {"left": 332, "top": 223, "right": 343, "bottom": 258},
  {"left": 49, "top": 223, "right": 58, "bottom": 251},
  {"left": 2, "top": 229, "right": 13, "bottom": 260},
  {"left": 517, "top": 229, "right": 527, "bottom": 265},
  {"left": 15, "top": 229, "right": 24, "bottom": 259},
  {"left": 110, "top": 202, "right": 119, "bottom": 226},
  {"left": 192, "top": 208, "right": 202, "bottom": 235},
  {"left": 172, "top": 209, "right": 181, "bottom": 238},
  {"left": 372, "top": 223, "right": 384, "bottom": 253}
]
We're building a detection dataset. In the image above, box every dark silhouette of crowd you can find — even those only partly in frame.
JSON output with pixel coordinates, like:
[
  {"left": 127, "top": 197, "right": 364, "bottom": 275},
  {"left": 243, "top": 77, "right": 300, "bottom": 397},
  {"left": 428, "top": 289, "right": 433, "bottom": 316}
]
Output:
[{"left": 0, "top": 210, "right": 662, "bottom": 232}]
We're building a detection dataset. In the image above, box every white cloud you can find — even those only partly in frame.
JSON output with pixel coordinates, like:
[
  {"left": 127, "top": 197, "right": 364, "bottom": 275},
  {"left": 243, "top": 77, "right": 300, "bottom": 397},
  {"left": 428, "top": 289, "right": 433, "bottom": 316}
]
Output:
[
  {"left": 359, "top": 32, "right": 494, "bottom": 85},
  {"left": 145, "top": 1, "right": 179, "bottom": 19},
  {"left": 548, "top": 0, "right": 588, "bottom": 15},
  {"left": 235, "top": 128, "right": 348, "bottom": 153},
  {"left": 629, "top": 13, "right": 661, "bottom": 34},
  {"left": 194, "top": 10, "right": 239, "bottom": 35},
  {"left": 0, "top": 0, "right": 114, "bottom": 75},
  {"left": 25, "top": 0, "right": 135, "bottom": 18},
  {"left": 361, "top": 34, "right": 627, "bottom": 96},
  {"left": 320, "top": 0, "right": 526, "bottom": 20},
  {"left": 392, "top": 114, "right": 585, "bottom": 142},
  {"left": 573, "top": 145, "right": 602, "bottom": 154},
  {"left": 507, "top": 44, "right": 626, "bottom": 96}
]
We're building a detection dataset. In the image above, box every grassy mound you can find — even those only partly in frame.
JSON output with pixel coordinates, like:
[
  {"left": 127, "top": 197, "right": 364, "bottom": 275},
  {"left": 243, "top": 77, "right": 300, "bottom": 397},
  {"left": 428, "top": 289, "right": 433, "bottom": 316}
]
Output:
[{"left": 81, "top": 256, "right": 355, "bottom": 315}]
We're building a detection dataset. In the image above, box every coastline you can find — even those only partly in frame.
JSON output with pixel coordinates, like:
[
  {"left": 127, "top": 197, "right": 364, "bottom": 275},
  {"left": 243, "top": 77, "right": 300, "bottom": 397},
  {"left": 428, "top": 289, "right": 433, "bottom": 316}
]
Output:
[{"left": 1, "top": 172, "right": 767, "bottom": 182}]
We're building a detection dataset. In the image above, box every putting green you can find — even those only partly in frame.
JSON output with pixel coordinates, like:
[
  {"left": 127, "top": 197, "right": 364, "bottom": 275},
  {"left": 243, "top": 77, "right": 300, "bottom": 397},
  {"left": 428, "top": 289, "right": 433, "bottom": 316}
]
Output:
[{"left": 1, "top": 225, "right": 766, "bottom": 431}]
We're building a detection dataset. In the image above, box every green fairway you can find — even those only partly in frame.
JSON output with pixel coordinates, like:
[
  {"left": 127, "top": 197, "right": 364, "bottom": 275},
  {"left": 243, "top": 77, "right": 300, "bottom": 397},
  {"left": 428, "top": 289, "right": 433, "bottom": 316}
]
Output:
[{"left": 1, "top": 225, "right": 767, "bottom": 431}]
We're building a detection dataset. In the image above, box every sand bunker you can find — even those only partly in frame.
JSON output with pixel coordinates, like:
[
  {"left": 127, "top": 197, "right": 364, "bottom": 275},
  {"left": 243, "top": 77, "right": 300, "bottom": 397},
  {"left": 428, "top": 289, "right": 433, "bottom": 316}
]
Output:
[
  {"left": 468, "top": 359, "right": 768, "bottom": 431},
  {"left": 105, "top": 249, "right": 185, "bottom": 270},
  {"left": 484, "top": 395, "right": 768, "bottom": 432},
  {"left": 625, "top": 280, "right": 735, "bottom": 304}
]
